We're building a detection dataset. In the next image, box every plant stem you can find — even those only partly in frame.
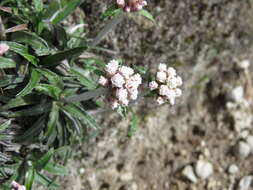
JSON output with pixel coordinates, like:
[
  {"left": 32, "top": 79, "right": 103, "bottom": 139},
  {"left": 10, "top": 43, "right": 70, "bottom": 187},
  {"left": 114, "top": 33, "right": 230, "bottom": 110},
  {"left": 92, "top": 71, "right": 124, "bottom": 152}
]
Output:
[
  {"left": 64, "top": 87, "right": 109, "bottom": 103},
  {"left": 90, "top": 12, "right": 126, "bottom": 47}
]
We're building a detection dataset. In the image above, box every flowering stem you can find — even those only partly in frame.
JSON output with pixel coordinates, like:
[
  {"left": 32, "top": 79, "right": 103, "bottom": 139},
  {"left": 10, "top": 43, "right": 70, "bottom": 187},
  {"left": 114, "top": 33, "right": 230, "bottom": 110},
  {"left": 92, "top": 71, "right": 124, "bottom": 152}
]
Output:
[
  {"left": 90, "top": 11, "right": 126, "bottom": 47},
  {"left": 64, "top": 87, "right": 109, "bottom": 103}
]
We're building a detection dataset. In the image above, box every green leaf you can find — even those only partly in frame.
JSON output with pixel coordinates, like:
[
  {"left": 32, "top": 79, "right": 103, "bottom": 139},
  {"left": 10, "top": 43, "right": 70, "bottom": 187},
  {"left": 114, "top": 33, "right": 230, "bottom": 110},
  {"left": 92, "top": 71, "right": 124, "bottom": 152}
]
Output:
[
  {"left": 128, "top": 113, "right": 139, "bottom": 137},
  {"left": 0, "top": 75, "right": 24, "bottom": 88},
  {"left": 138, "top": 10, "right": 155, "bottom": 23},
  {"left": 0, "top": 120, "right": 11, "bottom": 132},
  {"left": 42, "top": 0, "right": 61, "bottom": 20},
  {"left": 116, "top": 106, "right": 128, "bottom": 119},
  {"left": 17, "top": 69, "right": 42, "bottom": 97},
  {"left": 34, "top": 171, "right": 59, "bottom": 189},
  {"left": 0, "top": 94, "right": 39, "bottom": 111},
  {"left": 71, "top": 66, "right": 97, "bottom": 90},
  {"left": 11, "top": 31, "right": 50, "bottom": 56},
  {"left": 51, "top": 0, "right": 82, "bottom": 24},
  {"left": 33, "top": 0, "right": 43, "bottom": 12},
  {"left": 4, "top": 41, "right": 38, "bottom": 66},
  {"left": 15, "top": 115, "right": 46, "bottom": 142},
  {"left": 62, "top": 103, "right": 99, "bottom": 130},
  {"left": 36, "top": 68, "right": 63, "bottom": 88},
  {"left": 40, "top": 47, "right": 87, "bottom": 67},
  {"left": 44, "top": 162, "right": 68, "bottom": 176},
  {"left": 0, "top": 57, "right": 16, "bottom": 69},
  {"left": 101, "top": 4, "right": 121, "bottom": 19},
  {"left": 25, "top": 168, "right": 35, "bottom": 190},
  {"left": 45, "top": 102, "right": 59, "bottom": 139},
  {"left": 35, "top": 84, "right": 62, "bottom": 99},
  {"left": 34, "top": 149, "right": 54, "bottom": 171}
]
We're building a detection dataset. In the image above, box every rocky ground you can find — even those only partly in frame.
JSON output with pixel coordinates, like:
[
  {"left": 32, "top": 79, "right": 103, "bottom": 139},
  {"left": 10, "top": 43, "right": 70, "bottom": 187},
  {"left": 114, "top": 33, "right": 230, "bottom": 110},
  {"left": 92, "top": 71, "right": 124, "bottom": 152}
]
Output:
[{"left": 61, "top": 0, "right": 253, "bottom": 190}]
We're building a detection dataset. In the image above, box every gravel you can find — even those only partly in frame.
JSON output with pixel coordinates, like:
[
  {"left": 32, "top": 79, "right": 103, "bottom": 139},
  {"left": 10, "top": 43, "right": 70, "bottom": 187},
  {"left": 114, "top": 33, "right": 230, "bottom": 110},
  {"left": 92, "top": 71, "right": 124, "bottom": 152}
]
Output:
[
  {"left": 238, "top": 176, "right": 253, "bottom": 190},
  {"left": 246, "top": 135, "right": 253, "bottom": 152},
  {"left": 228, "top": 164, "right": 239, "bottom": 175},
  {"left": 195, "top": 160, "right": 214, "bottom": 180},
  {"left": 182, "top": 165, "right": 198, "bottom": 183},
  {"left": 237, "top": 141, "right": 251, "bottom": 159}
]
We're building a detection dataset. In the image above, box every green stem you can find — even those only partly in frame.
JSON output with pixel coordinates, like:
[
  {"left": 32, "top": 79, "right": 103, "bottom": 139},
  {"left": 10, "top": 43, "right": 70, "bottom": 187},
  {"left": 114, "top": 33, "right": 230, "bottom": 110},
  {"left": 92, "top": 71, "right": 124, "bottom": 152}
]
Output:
[{"left": 90, "top": 12, "right": 126, "bottom": 47}]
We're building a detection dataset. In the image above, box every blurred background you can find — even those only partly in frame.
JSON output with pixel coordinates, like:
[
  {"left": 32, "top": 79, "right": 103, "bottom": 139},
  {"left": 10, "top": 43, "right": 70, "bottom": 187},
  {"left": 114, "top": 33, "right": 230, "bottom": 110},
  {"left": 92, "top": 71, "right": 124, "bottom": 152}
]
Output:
[{"left": 60, "top": 0, "right": 253, "bottom": 189}]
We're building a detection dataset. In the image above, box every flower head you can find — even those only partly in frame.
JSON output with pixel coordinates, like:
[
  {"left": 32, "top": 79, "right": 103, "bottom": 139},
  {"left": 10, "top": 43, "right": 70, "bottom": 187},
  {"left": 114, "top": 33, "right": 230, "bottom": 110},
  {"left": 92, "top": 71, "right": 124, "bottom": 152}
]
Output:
[
  {"left": 0, "top": 43, "right": 9, "bottom": 56},
  {"left": 11, "top": 181, "right": 26, "bottom": 190},
  {"left": 111, "top": 73, "right": 125, "bottom": 88},
  {"left": 116, "top": 0, "right": 148, "bottom": 12},
  {"left": 105, "top": 59, "right": 119, "bottom": 76},
  {"left": 148, "top": 63, "right": 183, "bottom": 105}
]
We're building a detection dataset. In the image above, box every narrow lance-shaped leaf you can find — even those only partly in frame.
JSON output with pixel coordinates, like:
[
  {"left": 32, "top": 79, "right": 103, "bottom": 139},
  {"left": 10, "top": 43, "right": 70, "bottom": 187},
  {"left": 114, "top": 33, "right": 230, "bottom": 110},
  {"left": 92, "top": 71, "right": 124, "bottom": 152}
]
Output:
[
  {"left": 45, "top": 102, "right": 59, "bottom": 139},
  {"left": 138, "top": 9, "right": 155, "bottom": 23},
  {"left": 0, "top": 120, "right": 11, "bottom": 132},
  {"left": 25, "top": 168, "right": 35, "bottom": 190},
  {"left": 34, "top": 149, "right": 54, "bottom": 171},
  {"left": 17, "top": 69, "right": 42, "bottom": 97},
  {"left": 40, "top": 47, "right": 87, "bottom": 67},
  {"left": 51, "top": 0, "right": 82, "bottom": 24},
  {"left": 128, "top": 113, "right": 139, "bottom": 137},
  {"left": 4, "top": 41, "right": 38, "bottom": 66},
  {"left": 33, "top": 0, "right": 43, "bottom": 12},
  {"left": 0, "top": 57, "right": 16, "bottom": 69},
  {"left": 44, "top": 162, "right": 68, "bottom": 176}
]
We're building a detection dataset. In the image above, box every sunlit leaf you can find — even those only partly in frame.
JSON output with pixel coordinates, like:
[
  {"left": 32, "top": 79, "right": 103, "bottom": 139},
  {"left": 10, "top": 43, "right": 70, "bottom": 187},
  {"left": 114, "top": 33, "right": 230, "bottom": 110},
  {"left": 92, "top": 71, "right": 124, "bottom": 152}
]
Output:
[{"left": 0, "top": 57, "right": 16, "bottom": 69}]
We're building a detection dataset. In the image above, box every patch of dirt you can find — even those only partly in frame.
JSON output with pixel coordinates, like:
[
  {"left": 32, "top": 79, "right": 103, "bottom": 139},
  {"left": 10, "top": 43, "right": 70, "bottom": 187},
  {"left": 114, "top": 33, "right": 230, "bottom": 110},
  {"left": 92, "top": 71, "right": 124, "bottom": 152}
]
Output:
[{"left": 62, "top": 1, "right": 253, "bottom": 190}]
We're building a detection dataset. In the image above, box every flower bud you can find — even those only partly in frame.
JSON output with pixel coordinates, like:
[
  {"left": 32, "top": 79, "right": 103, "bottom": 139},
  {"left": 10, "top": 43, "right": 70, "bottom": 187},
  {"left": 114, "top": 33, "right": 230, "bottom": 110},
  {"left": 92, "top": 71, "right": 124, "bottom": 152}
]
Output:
[
  {"left": 149, "top": 81, "right": 158, "bottom": 90},
  {"left": 0, "top": 43, "right": 9, "bottom": 56},
  {"left": 111, "top": 73, "right": 125, "bottom": 88}
]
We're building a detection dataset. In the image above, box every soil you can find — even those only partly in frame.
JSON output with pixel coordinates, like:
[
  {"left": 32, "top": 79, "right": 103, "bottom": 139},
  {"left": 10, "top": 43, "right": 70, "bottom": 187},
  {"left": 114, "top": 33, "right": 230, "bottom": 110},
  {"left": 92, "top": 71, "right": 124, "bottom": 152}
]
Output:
[{"left": 61, "top": 1, "right": 253, "bottom": 190}]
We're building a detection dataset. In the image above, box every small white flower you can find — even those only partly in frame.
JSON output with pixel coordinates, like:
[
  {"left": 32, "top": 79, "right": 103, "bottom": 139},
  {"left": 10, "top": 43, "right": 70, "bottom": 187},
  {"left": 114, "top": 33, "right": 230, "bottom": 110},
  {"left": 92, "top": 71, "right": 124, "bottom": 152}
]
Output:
[
  {"left": 105, "top": 60, "right": 119, "bottom": 75},
  {"left": 156, "top": 71, "right": 167, "bottom": 83},
  {"left": 156, "top": 96, "right": 165, "bottom": 105},
  {"left": 111, "top": 73, "right": 125, "bottom": 88},
  {"left": 121, "top": 98, "right": 129, "bottom": 106},
  {"left": 129, "top": 89, "right": 138, "bottom": 100},
  {"left": 174, "top": 88, "right": 182, "bottom": 97},
  {"left": 11, "top": 181, "right": 26, "bottom": 190},
  {"left": 167, "top": 67, "right": 176, "bottom": 77},
  {"left": 176, "top": 76, "right": 183, "bottom": 87},
  {"left": 158, "top": 63, "right": 167, "bottom": 72},
  {"left": 119, "top": 66, "right": 134, "bottom": 78},
  {"left": 98, "top": 76, "right": 108, "bottom": 86},
  {"left": 117, "top": 0, "right": 125, "bottom": 7},
  {"left": 0, "top": 43, "right": 9, "bottom": 56},
  {"left": 110, "top": 98, "right": 119, "bottom": 109},
  {"left": 131, "top": 73, "right": 142, "bottom": 85},
  {"left": 167, "top": 76, "right": 178, "bottom": 89},
  {"left": 115, "top": 88, "right": 128, "bottom": 102},
  {"left": 165, "top": 89, "right": 176, "bottom": 105},
  {"left": 149, "top": 81, "right": 158, "bottom": 91},
  {"left": 159, "top": 85, "right": 169, "bottom": 96},
  {"left": 238, "top": 59, "right": 250, "bottom": 70},
  {"left": 124, "top": 6, "right": 131, "bottom": 12},
  {"left": 141, "top": 0, "right": 147, "bottom": 6}
]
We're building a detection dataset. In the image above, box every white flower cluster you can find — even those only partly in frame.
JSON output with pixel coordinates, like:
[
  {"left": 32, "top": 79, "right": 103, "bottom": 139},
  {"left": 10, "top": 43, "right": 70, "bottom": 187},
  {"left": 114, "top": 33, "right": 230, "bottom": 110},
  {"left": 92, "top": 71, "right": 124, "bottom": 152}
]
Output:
[
  {"left": 11, "top": 181, "right": 26, "bottom": 190},
  {"left": 0, "top": 43, "right": 9, "bottom": 56},
  {"left": 98, "top": 60, "right": 142, "bottom": 109},
  {"left": 149, "top": 63, "right": 183, "bottom": 105},
  {"left": 116, "top": 0, "right": 147, "bottom": 12}
]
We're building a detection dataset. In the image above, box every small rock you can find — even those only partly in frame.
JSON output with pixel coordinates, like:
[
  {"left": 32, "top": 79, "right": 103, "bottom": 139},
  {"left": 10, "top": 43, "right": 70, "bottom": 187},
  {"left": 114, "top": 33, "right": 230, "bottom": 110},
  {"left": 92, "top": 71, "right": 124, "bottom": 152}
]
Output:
[
  {"left": 195, "top": 160, "right": 214, "bottom": 180},
  {"left": 120, "top": 172, "right": 133, "bottom": 181},
  {"left": 79, "top": 168, "right": 85, "bottom": 174},
  {"left": 237, "top": 141, "right": 251, "bottom": 159},
  {"left": 240, "top": 130, "right": 249, "bottom": 139},
  {"left": 237, "top": 60, "right": 250, "bottom": 70},
  {"left": 182, "top": 165, "right": 198, "bottom": 183},
  {"left": 230, "top": 86, "right": 244, "bottom": 103},
  {"left": 246, "top": 135, "right": 253, "bottom": 152},
  {"left": 228, "top": 164, "right": 239, "bottom": 175},
  {"left": 238, "top": 176, "right": 253, "bottom": 190}
]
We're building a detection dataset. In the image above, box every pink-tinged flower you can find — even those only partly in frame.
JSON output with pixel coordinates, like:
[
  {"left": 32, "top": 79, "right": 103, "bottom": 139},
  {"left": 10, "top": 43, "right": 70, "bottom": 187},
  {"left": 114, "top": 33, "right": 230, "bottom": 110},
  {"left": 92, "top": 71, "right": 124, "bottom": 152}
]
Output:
[
  {"left": 111, "top": 73, "right": 125, "bottom": 88},
  {"left": 117, "top": 0, "right": 147, "bottom": 12},
  {"left": 167, "top": 67, "right": 176, "bottom": 77},
  {"left": 159, "top": 85, "right": 169, "bottom": 96},
  {"left": 131, "top": 73, "right": 142, "bottom": 85},
  {"left": 176, "top": 76, "right": 183, "bottom": 86},
  {"left": 121, "top": 98, "right": 129, "bottom": 106},
  {"left": 98, "top": 76, "right": 108, "bottom": 86},
  {"left": 11, "top": 181, "right": 26, "bottom": 190},
  {"left": 158, "top": 63, "right": 167, "bottom": 72},
  {"left": 115, "top": 88, "right": 128, "bottom": 102},
  {"left": 117, "top": 0, "right": 125, "bottom": 7},
  {"left": 119, "top": 66, "right": 134, "bottom": 79},
  {"left": 110, "top": 98, "right": 119, "bottom": 109},
  {"left": 129, "top": 88, "right": 138, "bottom": 100},
  {"left": 0, "top": 43, "right": 9, "bottom": 56},
  {"left": 149, "top": 81, "right": 158, "bottom": 91},
  {"left": 175, "top": 88, "right": 182, "bottom": 97},
  {"left": 156, "top": 96, "right": 165, "bottom": 105},
  {"left": 105, "top": 60, "right": 119, "bottom": 76},
  {"left": 156, "top": 71, "right": 167, "bottom": 83},
  {"left": 166, "top": 76, "right": 178, "bottom": 89}
]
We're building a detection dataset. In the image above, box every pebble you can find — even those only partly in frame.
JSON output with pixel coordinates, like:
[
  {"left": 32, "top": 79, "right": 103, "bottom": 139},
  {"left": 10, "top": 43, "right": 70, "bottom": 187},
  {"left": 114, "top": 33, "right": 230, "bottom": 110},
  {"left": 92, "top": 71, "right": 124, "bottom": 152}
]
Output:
[
  {"left": 246, "top": 135, "right": 253, "bottom": 152},
  {"left": 228, "top": 164, "right": 239, "bottom": 175},
  {"left": 182, "top": 165, "right": 198, "bottom": 183},
  {"left": 230, "top": 86, "right": 244, "bottom": 103},
  {"left": 237, "top": 141, "right": 251, "bottom": 159},
  {"left": 120, "top": 172, "right": 133, "bottom": 181},
  {"left": 238, "top": 176, "right": 253, "bottom": 190},
  {"left": 237, "top": 59, "right": 250, "bottom": 70},
  {"left": 195, "top": 160, "right": 214, "bottom": 180}
]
